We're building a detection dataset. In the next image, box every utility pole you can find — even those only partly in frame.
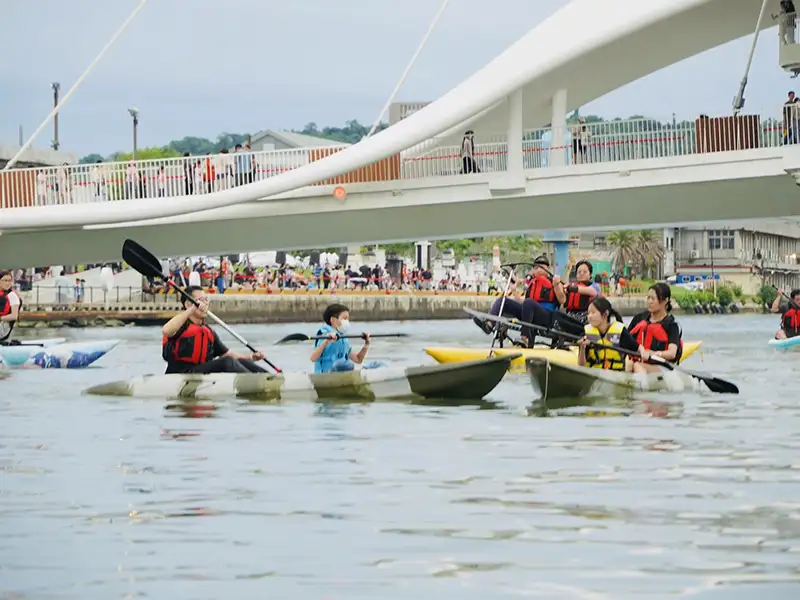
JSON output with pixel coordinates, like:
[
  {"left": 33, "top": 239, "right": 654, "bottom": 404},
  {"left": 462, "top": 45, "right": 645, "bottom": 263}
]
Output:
[
  {"left": 52, "top": 82, "right": 61, "bottom": 150},
  {"left": 128, "top": 108, "right": 139, "bottom": 159}
]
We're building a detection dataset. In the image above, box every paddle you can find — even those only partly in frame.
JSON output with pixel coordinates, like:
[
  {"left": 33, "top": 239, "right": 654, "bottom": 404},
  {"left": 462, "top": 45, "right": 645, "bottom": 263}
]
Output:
[
  {"left": 275, "top": 332, "right": 408, "bottom": 345},
  {"left": 122, "top": 238, "right": 282, "bottom": 373},
  {"left": 0, "top": 341, "right": 45, "bottom": 347},
  {"left": 464, "top": 308, "right": 739, "bottom": 394}
]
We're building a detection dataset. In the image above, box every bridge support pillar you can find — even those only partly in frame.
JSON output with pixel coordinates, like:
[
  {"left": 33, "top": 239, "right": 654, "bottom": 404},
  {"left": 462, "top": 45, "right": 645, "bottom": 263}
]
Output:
[
  {"left": 415, "top": 241, "right": 431, "bottom": 270},
  {"left": 550, "top": 89, "right": 568, "bottom": 167},
  {"left": 507, "top": 90, "right": 523, "bottom": 174},
  {"left": 542, "top": 231, "right": 571, "bottom": 279}
]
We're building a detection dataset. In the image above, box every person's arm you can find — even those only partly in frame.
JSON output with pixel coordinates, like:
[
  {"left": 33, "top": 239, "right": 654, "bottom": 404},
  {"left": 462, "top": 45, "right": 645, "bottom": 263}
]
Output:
[
  {"left": 649, "top": 322, "right": 681, "bottom": 362},
  {"left": 349, "top": 334, "right": 370, "bottom": 364},
  {"left": 310, "top": 331, "right": 337, "bottom": 363},
  {"left": 618, "top": 328, "right": 639, "bottom": 353},
  {"left": 577, "top": 337, "right": 588, "bottom": 366},
  {"left": 162, "top": 305, "right": 194, "bottom": 337},
  {"left": 553, "top": 275, "right": 567, "bottom": 304},
  {"left": 771, "top": 291, "right": 784, "bottom": 313}
]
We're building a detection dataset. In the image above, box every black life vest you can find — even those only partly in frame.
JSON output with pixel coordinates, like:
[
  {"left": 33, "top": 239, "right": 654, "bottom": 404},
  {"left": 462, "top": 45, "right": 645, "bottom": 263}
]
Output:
[
  {"left": 629, "top": 313, "right": 683, "bottom": 363},
  {"left": 782, "top": 308, "right": 800, "bottom": 337},
  {"left": 162, "top": 322, "right": 215, "bottom": 365},
  {"left": 565, "top": 282, "right": 592, "bottom": 312},
  {"left": 526, "top": 275, "right": 555, "bottom": 304}
]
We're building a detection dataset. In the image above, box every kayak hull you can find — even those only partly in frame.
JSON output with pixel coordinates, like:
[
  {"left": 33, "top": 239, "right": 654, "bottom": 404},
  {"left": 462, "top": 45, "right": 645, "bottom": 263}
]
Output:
[
  {"left": 768, "top": 336, "right": 800, "bottom": 350},
  {"left": 425, "top": 341, "right": 703, "bottom": 373},
  {"left": 83, "top": 354, "right": 517, "bottom": 402},
  {"left": 526, "top": 357, "right": 702, "bottom": 411},
  {"left": 0, "top": 340, "right": 120, "bottom": 369}
]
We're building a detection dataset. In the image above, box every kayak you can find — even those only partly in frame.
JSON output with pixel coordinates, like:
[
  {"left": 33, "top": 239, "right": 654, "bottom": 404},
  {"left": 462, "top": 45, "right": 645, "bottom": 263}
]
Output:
[
  {"left": 526, "top": 357, "right": 705, "bottom": 410},
  {"left": 767, "top": 336, "right": 800, "bottom": 350},
  {"left": 83, "top": 354, "right": 517, "bottom": 402},
  {"left": 0, "top": 339, "right": 120, "bottom": 369},
  {"left": 425, "top": 341, "right": 703, "bottom": 373}
]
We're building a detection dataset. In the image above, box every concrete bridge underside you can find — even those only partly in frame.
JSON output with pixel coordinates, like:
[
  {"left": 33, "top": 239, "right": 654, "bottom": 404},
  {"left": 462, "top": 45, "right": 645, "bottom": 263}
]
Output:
[{"left": 3, "top": 170, "right": 798, "bottom": 267}]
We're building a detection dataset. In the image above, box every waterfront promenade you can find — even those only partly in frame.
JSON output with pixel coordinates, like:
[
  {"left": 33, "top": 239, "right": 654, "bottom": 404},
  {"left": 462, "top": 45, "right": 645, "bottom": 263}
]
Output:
[{"left": 13, "top": 290, "right": 758, "bottom": 329}]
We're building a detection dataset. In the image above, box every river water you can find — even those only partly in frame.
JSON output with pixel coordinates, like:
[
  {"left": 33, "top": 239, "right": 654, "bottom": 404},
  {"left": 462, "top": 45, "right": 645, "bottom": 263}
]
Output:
[{"left": 1, "top": 315, "right": 799, "bottom": 599}]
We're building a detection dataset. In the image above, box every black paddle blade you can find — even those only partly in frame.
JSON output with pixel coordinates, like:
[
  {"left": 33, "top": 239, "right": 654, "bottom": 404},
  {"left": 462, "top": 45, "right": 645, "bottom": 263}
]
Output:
[
  {"left": 122, "top": 239, "right": 165, "bottom": 279},
  {"left": 274, "top": 333, "right": 311, "bottom": 345},
  {"left": 687, "top": 371, "right": 739, "bottom": 394}
]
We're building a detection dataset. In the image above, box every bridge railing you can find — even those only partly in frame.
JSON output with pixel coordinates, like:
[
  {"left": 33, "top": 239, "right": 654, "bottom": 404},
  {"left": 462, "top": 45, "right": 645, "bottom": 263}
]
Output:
[{"left": 0, "top": 111, "right": 794, "bottom": 208}]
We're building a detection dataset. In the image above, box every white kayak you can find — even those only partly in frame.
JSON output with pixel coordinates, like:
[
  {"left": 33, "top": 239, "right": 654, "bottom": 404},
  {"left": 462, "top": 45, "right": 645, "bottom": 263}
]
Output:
[
  {"left": 82, "top": 355, "right": 516, "bottom": 402},
  {"left": 767, "top": 336, "right": 800, "bottom": 350},
  {"left": 0, "top": 339, "right": 120, "bottom": 369}
]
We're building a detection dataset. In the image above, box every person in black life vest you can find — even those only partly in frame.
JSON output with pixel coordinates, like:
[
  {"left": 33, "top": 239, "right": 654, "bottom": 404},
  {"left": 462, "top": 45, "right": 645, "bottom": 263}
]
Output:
[
  {"left": 0, "top": 270, "right": 23, "bottom": 345},
  {"left": 161, "top": 286, "right": 268, "bottom": 374},
  {"left": 553, "top": 260, "right": 600, "bottom": 325},
  {"left": 577, "top": 296, "right": 639, "bottom": 371},
  {"left": 627, "top": 282, "right": 683, "bottom": 374},
  {"left": 771, "top": 288, "right": 800, "bottom": 339}
]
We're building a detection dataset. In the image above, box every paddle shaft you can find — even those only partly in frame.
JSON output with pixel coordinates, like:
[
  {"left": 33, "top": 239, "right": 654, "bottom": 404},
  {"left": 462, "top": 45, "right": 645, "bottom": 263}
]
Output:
[
  {"left": 490, "top": 265, "right": 517, "bottom": 351},
  {"left": 166, "top": 280, "right": 282, "bottom": 373},
  {"left": 308, "top": 333, "right": 405, "bottom": 341}
]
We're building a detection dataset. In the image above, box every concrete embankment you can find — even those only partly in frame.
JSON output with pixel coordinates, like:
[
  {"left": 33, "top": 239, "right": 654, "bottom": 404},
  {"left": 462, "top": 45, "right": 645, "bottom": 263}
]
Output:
[{"left": 12, "top": 292, "right": 760, "bottom": 328}]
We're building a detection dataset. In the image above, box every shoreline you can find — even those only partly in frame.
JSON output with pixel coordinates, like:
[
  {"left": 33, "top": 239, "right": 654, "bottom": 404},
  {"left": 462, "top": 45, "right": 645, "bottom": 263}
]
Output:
[{"left": 14, "top": 293, "right": 765, "bottom": 328}]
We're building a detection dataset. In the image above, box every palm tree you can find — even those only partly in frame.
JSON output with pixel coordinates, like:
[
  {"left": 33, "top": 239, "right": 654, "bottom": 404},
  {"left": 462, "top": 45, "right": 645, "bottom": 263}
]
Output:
[
  {"left": 635, "top": 230, "right": 665, "bottom": 278},
  {"left": 607, "top": 230, "right": 638, "bottom": 275}
]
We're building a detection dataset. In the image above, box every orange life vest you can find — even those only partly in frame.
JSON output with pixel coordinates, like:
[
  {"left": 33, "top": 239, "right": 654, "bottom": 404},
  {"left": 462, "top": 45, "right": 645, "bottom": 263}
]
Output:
[
  {"left": 629, "top": 314, "right": 683, "bottom": 363},
  {"left": 565, "top": 282, "right": 592, "bottom": 312},
  {"left": 782, "top": 308, "right": 800, "bottom": 336},
  {"left": 526, "top": 275, "right": 555, "bottom": 304},
  {"left": 0, "top": 289, "right": 12, "bottom": 317},
  {"left": 162, "top": 322, "right": 215, "bottom": 365}
]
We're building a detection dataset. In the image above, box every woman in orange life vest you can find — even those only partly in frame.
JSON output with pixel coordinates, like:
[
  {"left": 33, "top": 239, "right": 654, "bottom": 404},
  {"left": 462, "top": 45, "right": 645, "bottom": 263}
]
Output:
[
  {"left": 627, "top": 282, "right": 683, "bottom": 374},
  {"left": 161, "top": 286, "right": 267, "bottom": 374},
  {"left": 553, "top": 259, "right": 600, "bottom": 325},
  {"left": 0, "top": 270, "right": 23, "bottom": 344},
  {"left": 770, "top": 288, "right": 800, "bottom": 339}
]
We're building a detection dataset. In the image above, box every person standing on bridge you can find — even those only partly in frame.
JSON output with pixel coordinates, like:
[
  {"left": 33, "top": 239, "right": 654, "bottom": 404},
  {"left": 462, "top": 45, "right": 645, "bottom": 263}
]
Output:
[{"left": 461, "top": 130, "right": 480, "bottom": 174}]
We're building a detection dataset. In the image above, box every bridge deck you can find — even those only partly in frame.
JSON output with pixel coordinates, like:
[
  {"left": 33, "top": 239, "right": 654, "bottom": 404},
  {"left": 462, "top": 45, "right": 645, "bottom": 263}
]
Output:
[{"left": 0, "top": 110, "right": 790, "bottom": 209}]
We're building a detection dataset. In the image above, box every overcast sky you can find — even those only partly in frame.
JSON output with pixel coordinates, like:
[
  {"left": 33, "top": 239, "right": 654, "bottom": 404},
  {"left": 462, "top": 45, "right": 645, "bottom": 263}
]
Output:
[{"left": 0, "top": 0, "right": 792, "bottom": 156}]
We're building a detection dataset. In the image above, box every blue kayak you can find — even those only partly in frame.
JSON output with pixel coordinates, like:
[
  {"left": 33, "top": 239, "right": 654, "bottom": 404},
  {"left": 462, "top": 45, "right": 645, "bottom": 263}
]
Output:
[
  {"left": 767, "top": 336, "right": 800, "bottom": 351},
  {"left": 0, "top": 339, "right": 120, "bottom": 369}
]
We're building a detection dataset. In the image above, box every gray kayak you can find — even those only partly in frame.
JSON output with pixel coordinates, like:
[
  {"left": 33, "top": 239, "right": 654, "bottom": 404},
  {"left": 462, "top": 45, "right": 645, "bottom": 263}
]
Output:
[
  {"left": 83, "top": 354, "right": 518, "bottom": 402},
  {"left": 526, "top": 357, "right": 703, "bottom": 411}
]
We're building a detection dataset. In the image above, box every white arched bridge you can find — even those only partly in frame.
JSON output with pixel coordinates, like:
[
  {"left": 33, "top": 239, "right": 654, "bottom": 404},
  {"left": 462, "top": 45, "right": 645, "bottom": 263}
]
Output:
[{"left": 2, "top": 0, "right": 800, "bottom": 268}]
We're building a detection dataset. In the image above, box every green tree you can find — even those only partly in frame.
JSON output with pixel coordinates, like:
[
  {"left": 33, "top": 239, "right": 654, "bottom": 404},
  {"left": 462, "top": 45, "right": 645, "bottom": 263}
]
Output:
[
  {"left": 635, "top": 229, "right": 665, "bottom": 278},
  {"left": 607, "top": 230, "right": 638, "bottom": 275},
  {"left": 112, "top": 146, "right": 182, "bottom": 162}
]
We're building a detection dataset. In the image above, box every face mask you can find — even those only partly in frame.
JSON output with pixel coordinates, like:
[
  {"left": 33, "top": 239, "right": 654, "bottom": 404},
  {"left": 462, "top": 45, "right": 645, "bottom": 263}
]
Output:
[{"left": 337, "top": 319, "right": 350, "bottom": 333}]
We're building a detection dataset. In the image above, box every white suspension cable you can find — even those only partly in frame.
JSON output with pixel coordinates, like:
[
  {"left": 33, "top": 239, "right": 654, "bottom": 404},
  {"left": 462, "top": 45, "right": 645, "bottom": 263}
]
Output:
[
  {"left": 732, "top": 0, "right": 770, "bottom": 115},
  {"left": 363, "top": 0, "right": 451, "bottom": 139},
  {"left": 4, "top": 0, "right": 149, "bottom": 171}
]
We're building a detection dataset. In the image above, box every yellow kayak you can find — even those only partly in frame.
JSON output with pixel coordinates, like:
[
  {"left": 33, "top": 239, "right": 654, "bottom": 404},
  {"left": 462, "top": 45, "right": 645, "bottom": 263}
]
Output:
[{"left": 424, "top": 341, "right": 703, "bottom": 374}]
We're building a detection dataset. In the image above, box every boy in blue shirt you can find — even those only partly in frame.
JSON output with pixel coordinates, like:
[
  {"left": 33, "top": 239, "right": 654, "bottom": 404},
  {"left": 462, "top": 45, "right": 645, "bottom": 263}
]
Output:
[{"left": 310, "top": 303, "right": 371, "bottom": 373}]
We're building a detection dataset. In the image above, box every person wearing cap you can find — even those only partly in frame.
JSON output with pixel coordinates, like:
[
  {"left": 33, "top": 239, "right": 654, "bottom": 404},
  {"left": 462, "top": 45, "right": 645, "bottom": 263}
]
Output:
[{"left": 473, "top": 255, "right": 561, "bottom": 346}]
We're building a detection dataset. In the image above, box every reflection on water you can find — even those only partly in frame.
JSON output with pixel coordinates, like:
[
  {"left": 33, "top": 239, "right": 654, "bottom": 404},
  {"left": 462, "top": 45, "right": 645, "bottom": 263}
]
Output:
[{"left": 1, "top": 315, "right": 799, "bottom": 599}]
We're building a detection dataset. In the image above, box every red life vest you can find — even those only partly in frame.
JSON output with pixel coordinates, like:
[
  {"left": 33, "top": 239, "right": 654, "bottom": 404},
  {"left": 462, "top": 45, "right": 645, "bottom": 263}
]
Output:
[
  {"left": 526, "top": 275, "right": 555, "bottom": 304},
  {"left": 162, "top": 322, "right": 215, "bottom": 365},
  {"left": 629, "top": 314, "right": 683, "bottom": 362},
  {"left": 565, "top": 282, "right": 592, "bottom": 312},
  {"left": 782, "top": 308, "right": 800, "bottom": 336},
  {"left": 0, "top": 289, "right": 11, "bottom": 317}
]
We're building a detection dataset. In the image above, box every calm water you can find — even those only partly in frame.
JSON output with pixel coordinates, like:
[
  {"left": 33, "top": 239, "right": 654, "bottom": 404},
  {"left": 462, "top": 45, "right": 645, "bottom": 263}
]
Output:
[{"left": 1, "top": 315, "right": 799, "bottom": 599}]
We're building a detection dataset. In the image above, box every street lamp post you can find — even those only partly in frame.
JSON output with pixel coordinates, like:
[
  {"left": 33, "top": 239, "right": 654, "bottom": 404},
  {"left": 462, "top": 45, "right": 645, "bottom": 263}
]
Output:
[
  {"left": 51, "top": 82, "right": 61, "bottom": 150},
  {"left": 128, "top": 107, "right": 139, "bottom": 159}
]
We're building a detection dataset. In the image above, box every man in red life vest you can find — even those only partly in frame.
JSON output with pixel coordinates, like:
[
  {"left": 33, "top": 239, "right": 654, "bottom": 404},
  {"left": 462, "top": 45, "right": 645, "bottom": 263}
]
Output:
[
  {"left": 771, "top": 288, "right": 800, "bottom": 339},
  {"left": 162, "top": 286, "right": 267, "bottom": 374}
]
